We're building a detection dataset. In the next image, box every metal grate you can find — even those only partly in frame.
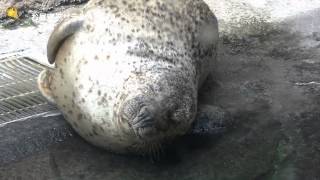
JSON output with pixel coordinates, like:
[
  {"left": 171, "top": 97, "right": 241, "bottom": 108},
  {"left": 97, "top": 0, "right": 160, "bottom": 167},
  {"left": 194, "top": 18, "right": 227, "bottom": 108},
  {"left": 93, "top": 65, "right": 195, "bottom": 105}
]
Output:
[{"left": 0, "top": 56, "right": 58, "bottom": 124}]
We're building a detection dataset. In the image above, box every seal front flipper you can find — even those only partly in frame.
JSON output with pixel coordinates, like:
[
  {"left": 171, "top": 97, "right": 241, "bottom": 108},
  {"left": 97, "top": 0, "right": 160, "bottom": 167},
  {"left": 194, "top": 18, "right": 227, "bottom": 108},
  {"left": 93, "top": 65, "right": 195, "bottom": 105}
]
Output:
[
  {"left": 38, "top": 69, "right": 55, "bottom": 103},
  {"left": 190, "top": 105, "right": 233, "bottom": 135},
  {"left": 47, "top": 14, "right": 84, "bottom": 64}
]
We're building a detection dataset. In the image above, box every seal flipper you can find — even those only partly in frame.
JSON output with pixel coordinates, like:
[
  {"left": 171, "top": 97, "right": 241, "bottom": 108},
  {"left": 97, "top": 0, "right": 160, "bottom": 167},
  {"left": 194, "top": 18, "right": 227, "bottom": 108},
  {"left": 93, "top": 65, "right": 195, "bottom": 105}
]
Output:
[
  {"left": 190, "top": 105, "right": 233, "bottom": 135},
  {"left": 38, "top": 69, "right": 55, "bottom": 103},
  {"left": 47, "top": 15, "right": 84, "bottom": 64}
]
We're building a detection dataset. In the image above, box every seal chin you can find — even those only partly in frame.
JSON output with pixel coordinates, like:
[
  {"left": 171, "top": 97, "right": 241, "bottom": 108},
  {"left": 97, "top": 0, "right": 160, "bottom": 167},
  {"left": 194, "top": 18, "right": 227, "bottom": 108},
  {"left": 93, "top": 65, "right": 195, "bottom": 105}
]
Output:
[{"left": 134, "top": 127, "right": 158, "bottom": 141}]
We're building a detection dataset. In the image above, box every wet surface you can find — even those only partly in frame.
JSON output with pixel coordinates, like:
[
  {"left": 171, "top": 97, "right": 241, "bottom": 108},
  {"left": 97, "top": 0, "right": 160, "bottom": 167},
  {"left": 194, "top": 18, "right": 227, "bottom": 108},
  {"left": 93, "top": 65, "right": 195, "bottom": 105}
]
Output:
[{"left": 0, "top": 2, "right": 320, "bottom": 180}]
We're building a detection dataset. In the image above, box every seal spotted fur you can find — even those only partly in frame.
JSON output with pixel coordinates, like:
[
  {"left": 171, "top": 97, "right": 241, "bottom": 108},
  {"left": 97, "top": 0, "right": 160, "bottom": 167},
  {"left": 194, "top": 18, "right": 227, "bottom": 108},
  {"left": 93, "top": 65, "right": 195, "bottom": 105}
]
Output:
[{"left": 38, "top": 0, "right": 226, "bottom": 155}]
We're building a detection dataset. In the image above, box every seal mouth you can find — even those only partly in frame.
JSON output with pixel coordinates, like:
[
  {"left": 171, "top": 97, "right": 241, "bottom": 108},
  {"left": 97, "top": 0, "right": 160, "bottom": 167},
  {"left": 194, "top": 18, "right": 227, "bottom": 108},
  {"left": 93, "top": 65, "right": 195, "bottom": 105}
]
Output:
[{"left": 134, "top": 127, "right": 157, "bottom": 140}]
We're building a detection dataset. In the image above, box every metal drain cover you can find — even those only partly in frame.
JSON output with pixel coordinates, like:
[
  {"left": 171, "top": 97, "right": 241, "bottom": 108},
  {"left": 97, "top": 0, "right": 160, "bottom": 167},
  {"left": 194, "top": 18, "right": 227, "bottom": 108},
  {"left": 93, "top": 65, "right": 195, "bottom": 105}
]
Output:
[
  {"left": 0, "top": 56, "right": 59, "bottom": 124},
  {"left": 0, "top": 56, "right": 75, "bottom": 165}
]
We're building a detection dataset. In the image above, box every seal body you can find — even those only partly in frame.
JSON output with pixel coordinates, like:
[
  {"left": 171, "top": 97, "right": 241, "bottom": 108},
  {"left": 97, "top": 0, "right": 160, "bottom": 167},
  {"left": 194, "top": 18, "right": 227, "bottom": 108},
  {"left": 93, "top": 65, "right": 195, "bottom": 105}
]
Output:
[{"left": 38, "top": 0, "right": 219, "bottom": 154}]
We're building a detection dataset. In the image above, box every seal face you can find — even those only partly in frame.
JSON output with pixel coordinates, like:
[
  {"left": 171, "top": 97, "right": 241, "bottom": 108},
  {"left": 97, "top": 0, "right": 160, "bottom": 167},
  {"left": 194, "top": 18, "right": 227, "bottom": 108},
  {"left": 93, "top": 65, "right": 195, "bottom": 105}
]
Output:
[{"left": 38, "top": 0, "right": 219, "bottom": 154}]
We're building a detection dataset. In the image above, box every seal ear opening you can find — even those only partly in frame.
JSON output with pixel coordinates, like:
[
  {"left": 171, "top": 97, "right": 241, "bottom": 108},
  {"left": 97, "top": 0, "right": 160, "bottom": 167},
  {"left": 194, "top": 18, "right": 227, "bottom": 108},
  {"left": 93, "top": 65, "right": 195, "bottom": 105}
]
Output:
[
  {"left": 38, "top": 70, "right": 55, "bottom": 103},
  {"left": 47, "top": 16, "right": 84, "bottom": 64}
]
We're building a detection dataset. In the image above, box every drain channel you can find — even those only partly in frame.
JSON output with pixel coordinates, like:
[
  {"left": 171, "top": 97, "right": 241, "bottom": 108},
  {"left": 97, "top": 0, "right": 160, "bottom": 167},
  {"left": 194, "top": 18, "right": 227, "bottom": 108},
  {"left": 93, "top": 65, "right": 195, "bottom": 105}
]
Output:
[{"left": 0, "top": 56, "right": 58, "bottom": 124}]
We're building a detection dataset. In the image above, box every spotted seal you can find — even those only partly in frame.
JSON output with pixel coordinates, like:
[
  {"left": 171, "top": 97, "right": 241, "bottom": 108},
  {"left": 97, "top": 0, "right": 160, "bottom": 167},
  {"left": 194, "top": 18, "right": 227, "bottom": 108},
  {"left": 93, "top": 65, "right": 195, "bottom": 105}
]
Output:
[{"left": 38, "top": 0, "right": 228, "bottom": 155}]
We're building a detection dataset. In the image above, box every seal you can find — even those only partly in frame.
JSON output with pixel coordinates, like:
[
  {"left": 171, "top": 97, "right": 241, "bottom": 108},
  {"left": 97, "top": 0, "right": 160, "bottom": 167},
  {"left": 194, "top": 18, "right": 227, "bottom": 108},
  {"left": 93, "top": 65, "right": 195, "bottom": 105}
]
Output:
[{"left": 38, "top": 0, "right": 227, "bottom": 155}]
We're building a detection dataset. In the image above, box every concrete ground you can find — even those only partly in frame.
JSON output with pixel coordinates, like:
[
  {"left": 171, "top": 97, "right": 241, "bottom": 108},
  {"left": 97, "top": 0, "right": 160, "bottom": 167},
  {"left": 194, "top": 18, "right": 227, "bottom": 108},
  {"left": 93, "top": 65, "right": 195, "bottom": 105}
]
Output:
[{"left": 0, "top": 0, "right": 320, "bottom": 179}]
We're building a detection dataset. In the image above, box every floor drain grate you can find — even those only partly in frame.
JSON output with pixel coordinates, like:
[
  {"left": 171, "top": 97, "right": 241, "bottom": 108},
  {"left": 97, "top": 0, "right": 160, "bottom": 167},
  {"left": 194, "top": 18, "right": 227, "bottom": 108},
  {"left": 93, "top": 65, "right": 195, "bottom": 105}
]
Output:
[{"left": 0, "top": 56, "right": 58, "bottom": 124}]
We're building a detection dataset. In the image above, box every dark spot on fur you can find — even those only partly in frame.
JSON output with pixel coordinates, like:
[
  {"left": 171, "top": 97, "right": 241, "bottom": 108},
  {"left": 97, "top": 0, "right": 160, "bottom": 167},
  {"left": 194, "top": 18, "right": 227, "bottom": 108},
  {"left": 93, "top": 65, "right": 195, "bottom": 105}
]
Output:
[
  {"left": 92, "top": 126, "right": 99, "bottom": 135},
  {"left": 110, "top": 5, "right": 119, "bottom": 13},
  {"left": 94, "top": 55, "right": 99, "bottom": 60},
  {"left": 98, "top": 90, "right": 101, "bottom": 96},
  {"left": 68, "top": 110, "right": 73, "bottom": 115},
  {"left": 77, "top": 113, "right": 83, "bottom": 120},
  {"left": 127, "top": 35, "right": 132, "bottom": 42},
  {"left": 86, "top": 25, "right": 91, "bottom": 31},
  {"left": 59, "top": 68, "right": 64, "bottom": 78},
  {"left": 79, "top": 84, "right": 84, "bottom": 89}
]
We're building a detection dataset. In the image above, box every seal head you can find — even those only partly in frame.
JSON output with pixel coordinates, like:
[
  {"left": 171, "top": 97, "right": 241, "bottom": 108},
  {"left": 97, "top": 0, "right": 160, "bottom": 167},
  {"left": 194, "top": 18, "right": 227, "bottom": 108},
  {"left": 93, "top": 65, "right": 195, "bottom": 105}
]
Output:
[{"left": 116, "top": 68, "right": 197, "bottom": 152}]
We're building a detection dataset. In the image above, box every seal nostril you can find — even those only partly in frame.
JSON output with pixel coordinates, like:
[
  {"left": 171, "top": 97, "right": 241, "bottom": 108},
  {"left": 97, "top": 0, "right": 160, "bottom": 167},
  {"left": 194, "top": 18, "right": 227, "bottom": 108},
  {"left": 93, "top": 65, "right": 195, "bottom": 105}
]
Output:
[
  {"left": 133, "top": 106, "right": 155, "bottom": 127},
  {"left": 137, "top": 106, "right": 150, "bottom": 119}
]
